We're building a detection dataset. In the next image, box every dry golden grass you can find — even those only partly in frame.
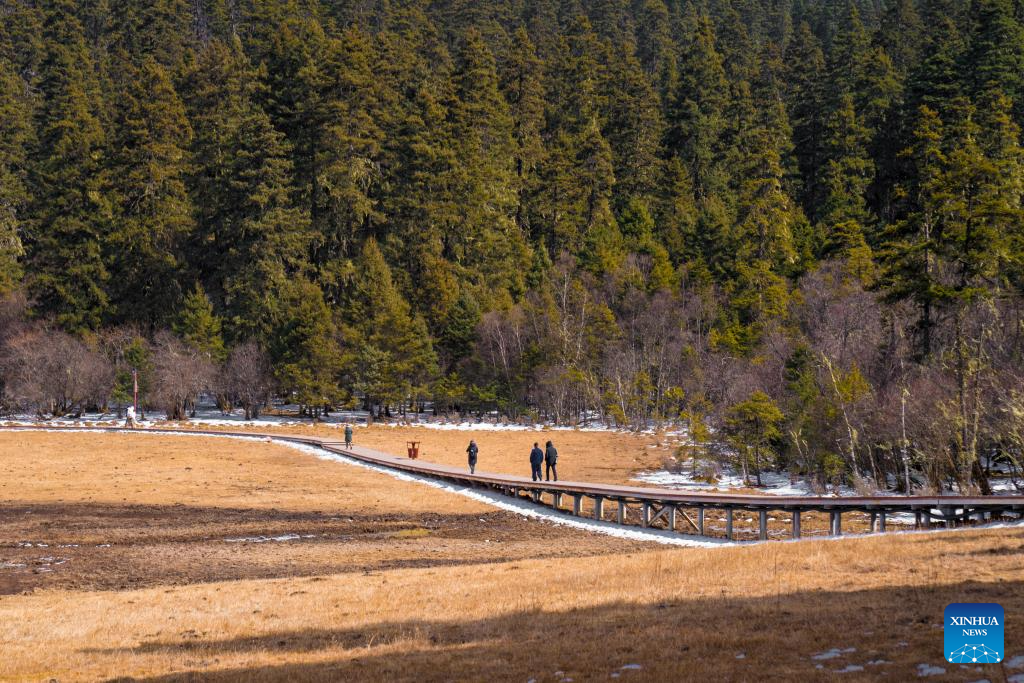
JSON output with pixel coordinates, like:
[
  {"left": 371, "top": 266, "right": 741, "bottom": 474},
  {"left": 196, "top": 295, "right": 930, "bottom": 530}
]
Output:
[
  {"left": 0, "top": 430, "right": 490, "bottom": 513},
  {"left": 142, "top": 420, "right": 674, "bottom": 485},
  {"left": 1, "top": 527, "right": 1022, "bottom": 681},
  {"left": 0, "top": 432, "right": 647, "bottom": 595},
  {"left": 2, "top": 431, "right": 1022, "bottom": 682}
]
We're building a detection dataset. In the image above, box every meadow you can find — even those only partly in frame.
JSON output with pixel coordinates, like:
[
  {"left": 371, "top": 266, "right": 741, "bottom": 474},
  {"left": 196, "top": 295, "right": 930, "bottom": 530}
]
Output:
[{"left": 1, "top": 431, "right": 1021, "bottom": 682}]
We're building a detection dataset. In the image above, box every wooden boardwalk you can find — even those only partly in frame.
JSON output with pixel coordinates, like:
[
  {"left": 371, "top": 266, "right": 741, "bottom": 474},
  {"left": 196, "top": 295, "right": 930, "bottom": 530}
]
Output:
[{"left": 5, "top": 425, "right": 1024, "bottom": 541}]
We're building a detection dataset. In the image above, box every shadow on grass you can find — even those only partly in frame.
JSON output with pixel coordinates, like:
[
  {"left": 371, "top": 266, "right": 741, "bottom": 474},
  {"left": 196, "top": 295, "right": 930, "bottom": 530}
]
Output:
[{"left": 102, "top": 580, "right": 1024, "bottom": 682}]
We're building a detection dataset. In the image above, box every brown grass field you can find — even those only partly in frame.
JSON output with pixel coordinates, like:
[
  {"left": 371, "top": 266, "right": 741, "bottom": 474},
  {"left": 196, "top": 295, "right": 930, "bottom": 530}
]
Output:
[
  {"left": 144, "top": 419, "right": 675, "bottom": 485},
  {"left": 1, "top": 430, "right": 1023, "bottom": 682}
]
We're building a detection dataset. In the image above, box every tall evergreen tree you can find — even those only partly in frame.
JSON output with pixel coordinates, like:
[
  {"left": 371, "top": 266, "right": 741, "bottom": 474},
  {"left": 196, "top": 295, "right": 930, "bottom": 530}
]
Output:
[
  {"left": 342, "top": 239, "right": 438, "bottom": 414},
  {"left": 501, "top": 27, "right": 546, "bottom": 236},
  {"left": 447, "top": 28, "right": 528, "bottom": 304},
  {"left": 602, "top": 43, "right": 664, "bottom": 208},
  {"left": 0, "top": 57, "right": 33, "bottom": 294},
  {"left": 184, "top": 39, "right": 311, "bottom": 341},
  {"left": 106, "top": 57, "right": 194, "bottom": 327},
  {"left": 174, "top": 284, "right": 227, "bottom": 363},
  {"left": 966, "top": 0, "right": 1024, "bottom": 123},
  {"left": 664, "top": 13, "right": 729, "bottom": 201},
  {"left": 25, "top": 1, "right": 113, "bottom": 332}
]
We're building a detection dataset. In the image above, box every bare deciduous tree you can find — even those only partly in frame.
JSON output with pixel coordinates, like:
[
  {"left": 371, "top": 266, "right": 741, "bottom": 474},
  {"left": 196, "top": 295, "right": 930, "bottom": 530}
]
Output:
[
  {"left": 151, "top": 331, "right": 216, "bottom": 420},
  {"left": 0, "top": 328, "right": 113, "bottom": 417},
  {"left": 223, "top": 342, "right": 274, "bottom": 420}
]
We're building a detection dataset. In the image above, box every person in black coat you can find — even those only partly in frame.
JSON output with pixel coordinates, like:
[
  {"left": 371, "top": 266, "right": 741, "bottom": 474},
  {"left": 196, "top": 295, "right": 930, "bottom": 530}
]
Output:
[
  {"left": 467, "top": 440, "right": 479, "bottom": 474},
  {"left": 544, "top": 440, "right": 558, "bottom": 481},
  {"left": 529, "top": 442, "right": 544, "bottom": 481}
]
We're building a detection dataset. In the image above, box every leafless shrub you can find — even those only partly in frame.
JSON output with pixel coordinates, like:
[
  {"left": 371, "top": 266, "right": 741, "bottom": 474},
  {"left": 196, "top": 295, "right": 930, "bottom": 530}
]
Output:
[
  {"left": 151, "top": 331, "right": 216, "bottom": 420},
  {"left": 0, "top": 328, "right": 113, "bottom": 416},
  {"left": 222, "top": 342, "right": 274, "bottom": 420}
]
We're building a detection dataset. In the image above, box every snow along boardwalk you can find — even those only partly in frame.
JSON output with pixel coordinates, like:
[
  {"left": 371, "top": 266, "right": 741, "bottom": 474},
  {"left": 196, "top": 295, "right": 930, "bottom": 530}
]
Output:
[{"left": 3, "top": 425, "right": 1023, "bottom": 542}]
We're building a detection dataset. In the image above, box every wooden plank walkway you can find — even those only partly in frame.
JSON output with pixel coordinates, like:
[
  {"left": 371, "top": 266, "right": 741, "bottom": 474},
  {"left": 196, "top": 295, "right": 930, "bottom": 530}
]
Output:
[{"left": 4, "top": 425, "right": 1023, "bottom": 541}]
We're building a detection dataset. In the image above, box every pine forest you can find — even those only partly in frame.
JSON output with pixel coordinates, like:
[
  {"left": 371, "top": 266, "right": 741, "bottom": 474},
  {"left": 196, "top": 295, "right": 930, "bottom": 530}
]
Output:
[{"left": 2, "top": 0, "right": 1024, "bottom": 495}]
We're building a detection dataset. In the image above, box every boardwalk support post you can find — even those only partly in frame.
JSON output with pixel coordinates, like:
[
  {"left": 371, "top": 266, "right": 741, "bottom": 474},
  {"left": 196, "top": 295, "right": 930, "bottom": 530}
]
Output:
[
  {"left": 726, "top": 508, "right": 734, "bottom": 540},
  {"left": 594, "top": 496, "right": 604, "bottom": 521},
  {"left": 617, "top": 500, "right": 626, "bottom": 525},
  {"left": 553, "top": 492, "right": 562, "bottom": 509},
  {"left": 792, "top": 510, "right": 801, "bottom": 539},
  {"left": 869, "top": 511, "right": 877, "bottom": 532},
  {"left": 759, "top": 510, "right": 768, "bottom": 541},
  {"left": 668, "top": 505, "right": 677, "bottom": 532},
  {"left": 697, "top": 507, "right": 705, "bottom": 535},
  {"left": 878, "top": 511, "right": 886, "bottom": 532},
  {"left": 573, "top": 495, "right": 583, "bottom": 516},
  {"left": 829, "top": 511, "right": 842, "bottom": 536},
  {"left": 642, "top": 502, "right": 651, "bottom": 527}
]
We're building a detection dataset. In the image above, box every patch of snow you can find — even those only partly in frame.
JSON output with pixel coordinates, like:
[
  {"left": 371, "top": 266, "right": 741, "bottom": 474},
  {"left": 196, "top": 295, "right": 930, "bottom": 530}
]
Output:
[
  {"left": 224, "top": 534, "right": 315, "bottom": 544},
  {"left": 635, "top": 468, "right": 856, "bottom": 497},
  {"left": 735, "top": 653, "right": 745, "bottom": 660},
  {"left": 990, "top": 478, "right": 1022, "bottom": 493},
  {"left": 619, "top": 664, "right": 642, "bottom": 670},
  {"left": 1006, "top": 655, "right": 1024, "bottom": 669},
  {"left": 917, "top": 663, "right": 946, "bottom": 677},
  {"left": 866, "top": 660, "right": 891, "bottom": 665},
  {"left": 812, "top": 649, "right": 847, "bottom": 661},
  {"left": 837, "top": 665, "right": 864, "bottom": 673},
  {"left": 966, "top": 679, "right": 991, "bottom": 683},
  {"left": 1009, "top": 676, "right": 1024, "bottom": 683},
  {"left": 3, "top": 401, "right": 643, "bottom": 433}
]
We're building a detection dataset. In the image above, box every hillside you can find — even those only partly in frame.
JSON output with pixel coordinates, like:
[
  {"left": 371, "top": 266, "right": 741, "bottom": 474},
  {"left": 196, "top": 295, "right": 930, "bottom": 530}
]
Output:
[{"left": 1, "top": 0, "right": 1024, "bottom": 495}]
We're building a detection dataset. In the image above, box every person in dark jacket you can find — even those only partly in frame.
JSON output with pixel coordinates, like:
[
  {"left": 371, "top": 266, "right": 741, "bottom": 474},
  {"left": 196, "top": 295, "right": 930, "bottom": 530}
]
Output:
[
  {"left": 530, "top": 442, "right": 544, "bottom": 481},
  {"left": 544, "top": 440, "right": 558, "bottom": 481},
  {"left": 467, "top": 440, "right": 479, "bottom": 474},
  {"left": 344, "top": 424, "right": 353, "bottom": 449}
]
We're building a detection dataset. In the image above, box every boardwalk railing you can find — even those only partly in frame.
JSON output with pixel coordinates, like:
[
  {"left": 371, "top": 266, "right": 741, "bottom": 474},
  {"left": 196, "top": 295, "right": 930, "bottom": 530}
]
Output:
[{"left": 4, "top": 425, "right": 1023, "bottom": 541}]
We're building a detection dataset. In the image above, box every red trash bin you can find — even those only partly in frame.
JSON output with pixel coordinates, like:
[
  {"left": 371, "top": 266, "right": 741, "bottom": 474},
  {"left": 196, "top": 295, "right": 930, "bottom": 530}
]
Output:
[{"left": 407, "top": 441, "right": 420, "bottom": 459}]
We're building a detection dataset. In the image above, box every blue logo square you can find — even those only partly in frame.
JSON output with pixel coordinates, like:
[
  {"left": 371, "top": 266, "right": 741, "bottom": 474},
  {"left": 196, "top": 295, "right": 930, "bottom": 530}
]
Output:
[{"left": 944, "top": 603, "right": 1004, "bottom": 664}]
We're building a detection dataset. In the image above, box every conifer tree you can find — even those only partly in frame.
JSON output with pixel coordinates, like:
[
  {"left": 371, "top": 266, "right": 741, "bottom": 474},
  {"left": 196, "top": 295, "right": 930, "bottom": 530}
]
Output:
[
  {"left": 654, "top": 157, "right": 700, "bottom": 266},
  {"left": 729, "top": 79, "right": 797, "bottom": 274},
  {"left": 271, "top": 277, "right": 344, "bottom": 415},
  {"left": 602, "top": 43, "right": 664, "bottom": 208},
  {"left": 447, "top": 28, "right": 527, "bottom": 303},
  {"left": 966, "top": 0, "right": 1024, "bottom": 123},
  {"left": 309, "top": 27, "right": 386, "bottom": 301},
  {"left": 25, "top": 1, "right": 113, "bottom": 332},
  {"left": 876, "top": 0, "right": 926, "bottom": 77},
  {"left": 106, "top": 57, "right": 194, "bottom": 327},
  {"left": 174, "top": 284, "right": 227, "bottom": 363},
  {"left": 0, "top": 58, "right": 32, "bottom": 295},
  {"left": 817, "top": 94, "right": 876, "bottom": 279},
  {"left": 184, "top": 39, "right": 311, "bottom": 341},
  {"left": 664, "top": 13, "right": 729, "bottom": 201},
  {"left": 783, "top": 22, "right": 826, "bottom": 212},
  {"left": 342, "top": 239, "right": 437, "bottom": 414},
  {"left": 501, "top": 27, "right": 546, "bottom": 236},
  {"left": 879, "top": 105, "right": 946, "bottom": 356}
]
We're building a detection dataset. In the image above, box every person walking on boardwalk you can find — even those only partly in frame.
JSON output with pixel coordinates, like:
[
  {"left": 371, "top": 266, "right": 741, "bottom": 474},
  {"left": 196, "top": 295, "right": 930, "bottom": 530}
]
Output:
[
  {"left": 467, "top": 440, "right": 479, "bottom": 474},
  {"left": 530, "top": 442, "right": 544, "bottom": 481},
  {"left": 344, "top": 423, "right": 353, "bottom": 449},
  {"left": 544, "top": 440, "right": 558, "bottom": 481}
]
